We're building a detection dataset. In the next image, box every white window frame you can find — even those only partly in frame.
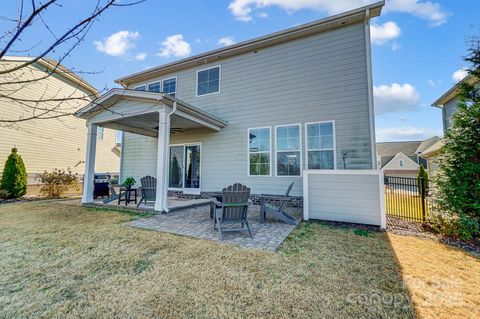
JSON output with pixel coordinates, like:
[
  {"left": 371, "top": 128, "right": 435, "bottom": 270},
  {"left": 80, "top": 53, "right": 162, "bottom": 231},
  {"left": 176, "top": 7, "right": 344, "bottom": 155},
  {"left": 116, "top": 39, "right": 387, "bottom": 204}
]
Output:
[
  {"left": 399, "top": 159, "right": 405, "bottom": 167},
  {"left": 134, "top": 84, "right": 146, "bottom": 91},
  {"left": 275, "top": 123, "right": 302, "bottom": 177},
  {"left": 196, "top": 65, "right": 221, "bottom": 97},
  {"left": 304, "top": 120, "right": 337, "bottom": 170},
  {"left": 146, "top": 81, "right": 161, "bottom": 93},
  {"left": 97, "top": 126, "right": 104, "bottom": 141},
  {"left": 168, "top": 143, "right": 202, "bottom": 194},
  {"left": 247, "top": 126, "right": 272, "bottom": 177},
  {"left": 162, "top": 76, "right": 177, "bottom": 97}
]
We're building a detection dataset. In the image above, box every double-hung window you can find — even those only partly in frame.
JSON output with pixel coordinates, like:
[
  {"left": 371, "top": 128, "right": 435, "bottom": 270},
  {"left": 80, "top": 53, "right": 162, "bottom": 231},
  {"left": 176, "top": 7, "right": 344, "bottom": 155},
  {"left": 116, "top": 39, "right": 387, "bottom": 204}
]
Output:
[
  {"left": 197, "top": 66, "right": 220, "bottom": 96},
  {"left": 162, "top": 78, "right": 176, "bottom": 97},
  {"left": 305, "top": 121, "right": 336, "bottom": 169},
  {"left": 248, "top": 127, "right": 271, "bottom": 176},
  {"left": 275, "top": 124, "right": 301, "bottom": 176},
  {"left": 147, "top": 82, "right": 161, "bottom": 93},
  {"left": 134, "top": 85, "right": 146, "bottom": 91}
]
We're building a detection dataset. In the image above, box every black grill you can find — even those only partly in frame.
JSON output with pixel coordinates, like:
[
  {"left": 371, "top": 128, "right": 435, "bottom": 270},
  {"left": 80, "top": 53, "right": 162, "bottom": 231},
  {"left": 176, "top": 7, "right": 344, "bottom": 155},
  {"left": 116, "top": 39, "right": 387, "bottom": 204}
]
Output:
[{"left": 93, "top": 173, "right": 110, "bottom": 198}]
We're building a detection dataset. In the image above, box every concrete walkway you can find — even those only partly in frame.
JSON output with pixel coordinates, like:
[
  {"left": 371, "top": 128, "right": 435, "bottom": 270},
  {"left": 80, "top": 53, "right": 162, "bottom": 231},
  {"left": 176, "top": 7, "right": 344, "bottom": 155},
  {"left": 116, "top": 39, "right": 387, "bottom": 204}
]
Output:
[{"left": 130, "top": 205, "right": 301, "bottom": 251}]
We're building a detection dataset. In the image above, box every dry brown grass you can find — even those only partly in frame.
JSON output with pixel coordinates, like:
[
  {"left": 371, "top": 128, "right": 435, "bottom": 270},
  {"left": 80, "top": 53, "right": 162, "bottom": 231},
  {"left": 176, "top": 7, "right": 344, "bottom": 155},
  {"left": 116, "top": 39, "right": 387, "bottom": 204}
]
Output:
[
  {"left": 0, "top": 201, "right": 474, "bottom": 318},
  {"left": 388, "top": 233, "right": 480, "bottom": 319}
]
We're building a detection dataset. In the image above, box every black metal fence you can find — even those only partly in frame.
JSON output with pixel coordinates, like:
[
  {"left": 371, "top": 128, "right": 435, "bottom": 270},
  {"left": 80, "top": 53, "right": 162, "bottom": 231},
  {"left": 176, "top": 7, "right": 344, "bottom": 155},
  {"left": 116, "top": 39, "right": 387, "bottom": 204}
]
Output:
[{"left": 384, "top": 176, "right": 430, "bottom": 223}]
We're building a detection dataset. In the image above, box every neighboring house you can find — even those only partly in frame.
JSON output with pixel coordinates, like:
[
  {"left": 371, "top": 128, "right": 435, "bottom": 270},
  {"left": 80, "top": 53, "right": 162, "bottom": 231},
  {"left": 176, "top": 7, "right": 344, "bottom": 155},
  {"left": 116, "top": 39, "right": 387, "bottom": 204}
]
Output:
[
  {"left": 376, "top": 136, "right": 441, "bottom": 178},
  {"left": 426, "top": 72, "right": 479, "bottom": 175},
  {"left": 76, "top": 2, "right": 384, "bottom": 212},
  {"left": 0, "top": 56, "right": 119, "bottom": 192}
]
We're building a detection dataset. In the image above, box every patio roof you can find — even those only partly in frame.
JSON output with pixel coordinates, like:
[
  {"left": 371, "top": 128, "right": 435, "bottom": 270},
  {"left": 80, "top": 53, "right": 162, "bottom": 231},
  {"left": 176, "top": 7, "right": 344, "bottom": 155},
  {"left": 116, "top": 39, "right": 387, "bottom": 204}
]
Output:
[{"left": 75, "top": 88, "right": 227, "bottom": 135}]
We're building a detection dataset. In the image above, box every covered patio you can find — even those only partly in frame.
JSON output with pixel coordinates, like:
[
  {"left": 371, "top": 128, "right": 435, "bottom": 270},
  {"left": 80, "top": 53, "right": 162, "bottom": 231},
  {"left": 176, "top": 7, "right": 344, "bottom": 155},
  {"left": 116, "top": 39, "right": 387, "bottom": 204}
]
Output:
[{"left": 75, "top": 89, "right": 227, "bottom": 212}]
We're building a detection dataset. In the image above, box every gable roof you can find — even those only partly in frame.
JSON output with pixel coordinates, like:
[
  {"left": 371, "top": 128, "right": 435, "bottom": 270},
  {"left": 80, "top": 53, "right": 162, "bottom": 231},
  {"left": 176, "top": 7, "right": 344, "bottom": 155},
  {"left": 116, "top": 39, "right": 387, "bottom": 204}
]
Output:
[
  {"left": 381, "top": 152, "right": 419, "bottom": 170},
  {"left": 416, "top": 136, "right": 441, "bottom": 155},
  {"left": 1, "top": 56, "right": 98, "bottom": 95},
  {"left": 115, "top": 1, "right": 385, "bottom": 86},
  {"left": 432, "top": 73, "right": 478, "bottom": 107},
  {"left": 376, "top": 141, "right": 422, "bottom": 158}
]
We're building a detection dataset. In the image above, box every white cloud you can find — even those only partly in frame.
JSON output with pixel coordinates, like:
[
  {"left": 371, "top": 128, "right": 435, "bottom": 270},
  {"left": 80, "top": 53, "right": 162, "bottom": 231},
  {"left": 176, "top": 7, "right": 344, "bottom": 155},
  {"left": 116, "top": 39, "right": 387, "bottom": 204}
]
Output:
[
  {"left": 134, "top": 52, "right": 147, "bottom": 61},
  {"left": 218, "top": 36, "right": 237, "bottom": 47},
  {"left": 94, "top": 31, "right": 140, "bottom": 57},
  {"left": 228, "top": 0, "right": 447, "bottom": 26},
  {"left": 391, "top": 42, "right": 401, "bottom": 51},
  {"left": 386, "top": 0, "right": 448, "bottom": 27},
  {"left": 373, "top": 83, "right": 421, "bottom": 115},
  {"left": 157, "top": 34, "right": 191, "bottom": 58},
  {"left": 371, "top": 21, "right": 401, "bottom": 45},
  {"left": 376, "top": 126, "right": 442, "bottom": 142},
  {"left": 452, "top": 68, "right": 468, "bottom": 82}
]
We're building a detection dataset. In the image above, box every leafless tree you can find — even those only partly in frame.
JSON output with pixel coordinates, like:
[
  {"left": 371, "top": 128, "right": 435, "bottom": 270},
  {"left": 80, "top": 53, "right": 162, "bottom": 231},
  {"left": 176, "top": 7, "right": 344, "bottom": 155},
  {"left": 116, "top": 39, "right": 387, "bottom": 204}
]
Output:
[{"left": 0, "top": 0, "right": 144, "bottom": 126}]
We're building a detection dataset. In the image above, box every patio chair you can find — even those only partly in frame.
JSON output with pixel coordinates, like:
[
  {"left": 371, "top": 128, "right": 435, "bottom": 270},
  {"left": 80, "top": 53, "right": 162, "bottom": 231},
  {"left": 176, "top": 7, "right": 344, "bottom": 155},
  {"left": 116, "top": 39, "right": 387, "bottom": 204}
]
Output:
[
  {"left": 211, "top": 183, "right": 253, "bottom": 240},
  {"left": 259, "top": 182, "right": 296, "bottom": 225},
  {"left": 102, "top": 174, "right": 119, "bottom": 204},
  {"left": 137, "top": 175, "right": 156, "bottom": 207}
]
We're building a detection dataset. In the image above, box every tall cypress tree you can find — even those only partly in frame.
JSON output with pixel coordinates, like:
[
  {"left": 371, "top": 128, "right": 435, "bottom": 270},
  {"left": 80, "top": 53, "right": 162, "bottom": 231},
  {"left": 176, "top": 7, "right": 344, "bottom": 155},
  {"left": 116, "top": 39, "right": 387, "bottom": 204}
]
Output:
[{"left": 431, "top": 38, "right": 480, "bottom": 240}]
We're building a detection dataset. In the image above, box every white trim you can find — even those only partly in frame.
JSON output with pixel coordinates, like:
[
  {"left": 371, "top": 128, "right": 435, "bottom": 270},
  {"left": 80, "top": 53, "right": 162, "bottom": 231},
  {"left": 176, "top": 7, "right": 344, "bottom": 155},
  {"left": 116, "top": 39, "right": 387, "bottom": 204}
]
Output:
[
  {"left": 303, "top": 171, "right": 309, "bottom": 221},
  {"left": 274, "top": 123, "right": 302, "bottom": 177},
  {"left": 378, "top": 169, "right": 386, "bottom": 229},
  {"left": 162, "top": 76, "right": 177, "bottom": 97},
  {"left": 167, "top": 143, "right": 202, "bottom": 194},
  {"left": 146, "top": 81, "right": 161, "bottom": 93},
  {"left": 365, "top": 11, "right": 377, "bottom": 169},
  {"left": 196, "top": 65, "right": 221, "bottom": 97},
  {"left": 304, "top": 169, "right": 382, "bottom": 175},
  {"left": 119, "top": 131, "right": 125, "bottom": 184},
  {"left": 247, "top": 126, "right": 272, "bottom": 177},
  {"left": 304, "top": 120, "right": 337, "bottom": 170}
]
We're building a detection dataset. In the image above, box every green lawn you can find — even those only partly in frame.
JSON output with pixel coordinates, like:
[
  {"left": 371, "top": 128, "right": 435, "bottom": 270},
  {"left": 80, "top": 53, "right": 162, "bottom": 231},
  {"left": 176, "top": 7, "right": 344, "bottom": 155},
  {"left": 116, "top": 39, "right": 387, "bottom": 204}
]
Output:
[{"left": 0, "top": 201, "right": 477, "bottom": 318}]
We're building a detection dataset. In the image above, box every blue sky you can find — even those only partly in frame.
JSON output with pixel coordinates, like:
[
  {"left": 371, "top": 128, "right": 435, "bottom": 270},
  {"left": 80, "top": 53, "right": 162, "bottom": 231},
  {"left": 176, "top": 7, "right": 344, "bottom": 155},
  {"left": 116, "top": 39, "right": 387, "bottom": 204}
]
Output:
[{"left": 4, "top": 0, "right": 479, "bottom": 142}]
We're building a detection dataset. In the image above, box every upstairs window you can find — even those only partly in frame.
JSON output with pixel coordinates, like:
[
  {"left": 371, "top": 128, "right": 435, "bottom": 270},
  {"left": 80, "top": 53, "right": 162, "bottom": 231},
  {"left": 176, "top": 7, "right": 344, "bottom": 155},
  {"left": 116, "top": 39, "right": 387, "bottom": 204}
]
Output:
[
  {"left": 197, "top": 66, "right": 220, "bottom": 96},
  {"left": 276, "top": 124, "right": 301, "bottom": 176},
  {"left": 248, "top": 127, "right": 271, "bottom": 176},
  {"left": 97, "top": 127, "right": 104, "bottom": 141},
  {"left": 147, "top": 82, "right": 161, "bottom": 93},
  {"left": 163, "top": 78, "right": 177, "bottom": 97},
  {"left": 306, "top": 121, "right": 336, "bottom": 169},
  {"left": 399, "top": 159, "right": 405, "bottom": 167},
  {"left": 134, "top": 85, "right": 146, "bottom": 91}
]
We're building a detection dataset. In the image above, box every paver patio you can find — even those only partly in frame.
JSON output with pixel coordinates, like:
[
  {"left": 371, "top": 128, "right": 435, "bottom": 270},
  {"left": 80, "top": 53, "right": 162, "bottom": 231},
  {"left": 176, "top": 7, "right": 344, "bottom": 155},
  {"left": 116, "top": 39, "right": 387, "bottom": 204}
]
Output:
[{"left": 129, "top": 204, "right": 302, "bottom": 250}]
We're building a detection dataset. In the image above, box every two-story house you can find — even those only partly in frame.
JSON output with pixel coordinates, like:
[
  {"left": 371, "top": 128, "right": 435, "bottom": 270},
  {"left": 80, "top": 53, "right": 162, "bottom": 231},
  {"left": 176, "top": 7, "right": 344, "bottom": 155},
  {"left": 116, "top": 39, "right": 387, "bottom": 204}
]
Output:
[
  {"left": 424, "top": 71, "right": 478, "bottom": 175},
  {"left": 76, "top": 1, "right": 385, "bottom": 212},
  {"left": 0, "top": 56, "right": 120, "bottom": 194}
]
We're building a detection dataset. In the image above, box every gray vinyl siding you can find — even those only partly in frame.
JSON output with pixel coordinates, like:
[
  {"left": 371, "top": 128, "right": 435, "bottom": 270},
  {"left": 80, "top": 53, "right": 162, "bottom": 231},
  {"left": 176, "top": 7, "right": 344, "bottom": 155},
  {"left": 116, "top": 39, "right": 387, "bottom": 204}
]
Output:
[
  {"left": 121, "top": 22, "right": 373, "bottom": 196},
  {"left": 443, "top": 97, "right": 458, "bottom": 133},
  {"left": 306, "top": 173, "right": 382, "bottom": 226}
]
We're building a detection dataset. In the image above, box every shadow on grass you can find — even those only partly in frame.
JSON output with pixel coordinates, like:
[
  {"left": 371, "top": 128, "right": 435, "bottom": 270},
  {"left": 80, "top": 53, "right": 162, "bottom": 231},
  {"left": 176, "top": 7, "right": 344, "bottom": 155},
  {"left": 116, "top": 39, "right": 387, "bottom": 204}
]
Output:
[{"left": 281, "top": 220, "right": 418, "bottom": 318}]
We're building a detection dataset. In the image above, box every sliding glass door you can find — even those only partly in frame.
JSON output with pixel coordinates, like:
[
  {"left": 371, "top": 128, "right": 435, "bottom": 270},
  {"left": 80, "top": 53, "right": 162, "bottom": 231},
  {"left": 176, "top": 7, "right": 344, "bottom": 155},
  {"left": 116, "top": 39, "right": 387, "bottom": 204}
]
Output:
[{"left": 169, "top": 144, "right": 201, "bottom": 193}]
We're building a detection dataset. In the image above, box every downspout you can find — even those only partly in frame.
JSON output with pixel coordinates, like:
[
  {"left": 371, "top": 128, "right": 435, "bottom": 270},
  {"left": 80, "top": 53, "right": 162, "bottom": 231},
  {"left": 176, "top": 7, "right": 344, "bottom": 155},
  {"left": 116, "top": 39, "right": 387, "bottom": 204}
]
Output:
[
  {"left": 162, "top": 100, "right": 177, "bottom": 212},
  {"left": 364, "top": 8, "right": 378, "bottom": 169}
]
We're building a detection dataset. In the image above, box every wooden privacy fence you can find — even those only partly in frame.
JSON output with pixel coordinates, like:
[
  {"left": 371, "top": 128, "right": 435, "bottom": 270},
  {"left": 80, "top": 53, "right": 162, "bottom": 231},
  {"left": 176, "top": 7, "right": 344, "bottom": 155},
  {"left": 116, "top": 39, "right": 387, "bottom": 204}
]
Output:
[{"left": 303, "top": 170, "right": 386, "bottom": 229}]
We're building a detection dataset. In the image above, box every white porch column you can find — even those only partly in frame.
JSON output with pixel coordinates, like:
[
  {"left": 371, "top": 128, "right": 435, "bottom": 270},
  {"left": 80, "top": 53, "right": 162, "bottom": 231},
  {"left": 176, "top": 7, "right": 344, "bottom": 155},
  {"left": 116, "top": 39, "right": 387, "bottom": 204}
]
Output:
[
  {"left": 154, "top": 108, "right": 170, "bottom": 212},
  {"left": 82, "top": 123, "right": 97, "bottom": 204}
]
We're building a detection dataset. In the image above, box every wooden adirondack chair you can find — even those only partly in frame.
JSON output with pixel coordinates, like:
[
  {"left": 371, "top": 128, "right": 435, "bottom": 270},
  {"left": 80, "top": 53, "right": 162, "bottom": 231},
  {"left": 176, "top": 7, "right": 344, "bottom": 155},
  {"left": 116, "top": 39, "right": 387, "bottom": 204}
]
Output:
[
  {"left": 102, "top": 174, "right": 119, "bottom": 204},
  {"left": 137, "top": 176, "right": 156, "bottom": 207},
  {"left": 259, "top": 182, "right": 297, "bottom": 225},
  {"left": 211, "top": 183, "right": 253, "bottom": 240}
]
